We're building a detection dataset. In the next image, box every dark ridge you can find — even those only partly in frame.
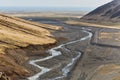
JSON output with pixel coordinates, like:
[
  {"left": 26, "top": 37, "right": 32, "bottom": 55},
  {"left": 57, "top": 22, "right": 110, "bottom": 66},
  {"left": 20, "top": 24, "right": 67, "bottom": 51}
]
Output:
[
  {"left": 85, "top": 1, "right": 115, "bottom": 16},
  {"left": 111, "top": 10, "right": 120, "bottom": 18},
  {"left": 81, "top": 0, "right": 120, "bottom": 23}
]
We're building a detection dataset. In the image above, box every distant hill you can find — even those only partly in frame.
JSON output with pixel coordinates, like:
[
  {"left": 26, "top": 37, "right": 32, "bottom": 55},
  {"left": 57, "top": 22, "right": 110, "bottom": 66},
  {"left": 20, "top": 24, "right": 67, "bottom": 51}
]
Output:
[{"left": 81, "top": 0, "right": 120, "bottom": 23}]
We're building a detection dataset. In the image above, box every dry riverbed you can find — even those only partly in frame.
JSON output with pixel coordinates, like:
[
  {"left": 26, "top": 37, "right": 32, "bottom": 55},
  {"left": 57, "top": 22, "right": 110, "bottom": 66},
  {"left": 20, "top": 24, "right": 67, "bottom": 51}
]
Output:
[{"left": 15, "top": 16, "right": 120, "bottom": 80}]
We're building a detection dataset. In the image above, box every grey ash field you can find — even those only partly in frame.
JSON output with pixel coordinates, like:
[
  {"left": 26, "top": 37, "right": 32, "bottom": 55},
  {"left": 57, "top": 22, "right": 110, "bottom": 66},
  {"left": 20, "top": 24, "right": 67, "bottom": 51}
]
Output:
[{"left": 8, "top": 11, "right": 120, "bottom": 80}]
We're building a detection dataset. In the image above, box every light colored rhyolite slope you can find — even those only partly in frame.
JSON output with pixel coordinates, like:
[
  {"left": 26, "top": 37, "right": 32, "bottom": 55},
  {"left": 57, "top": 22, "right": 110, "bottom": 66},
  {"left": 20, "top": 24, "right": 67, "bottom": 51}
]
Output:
[
  {"left": 0, "top": 14, "right": 61, "bottom": 54},
  {"left": 0, "top": 14, "right": 61, "bottom": 30}
]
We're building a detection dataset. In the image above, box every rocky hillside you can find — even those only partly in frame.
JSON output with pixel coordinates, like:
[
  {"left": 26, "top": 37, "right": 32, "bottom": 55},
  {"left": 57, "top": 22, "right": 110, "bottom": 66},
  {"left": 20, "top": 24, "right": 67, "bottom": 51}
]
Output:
[
  {"left": 0, "top": 14, "right": 61, "bottom": 54},
  {"left": 0, "top": 13, "right": 61, "bottom": 79},
  {"left": 81, "top": 0, "right": 120, "bottom": 23}
]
